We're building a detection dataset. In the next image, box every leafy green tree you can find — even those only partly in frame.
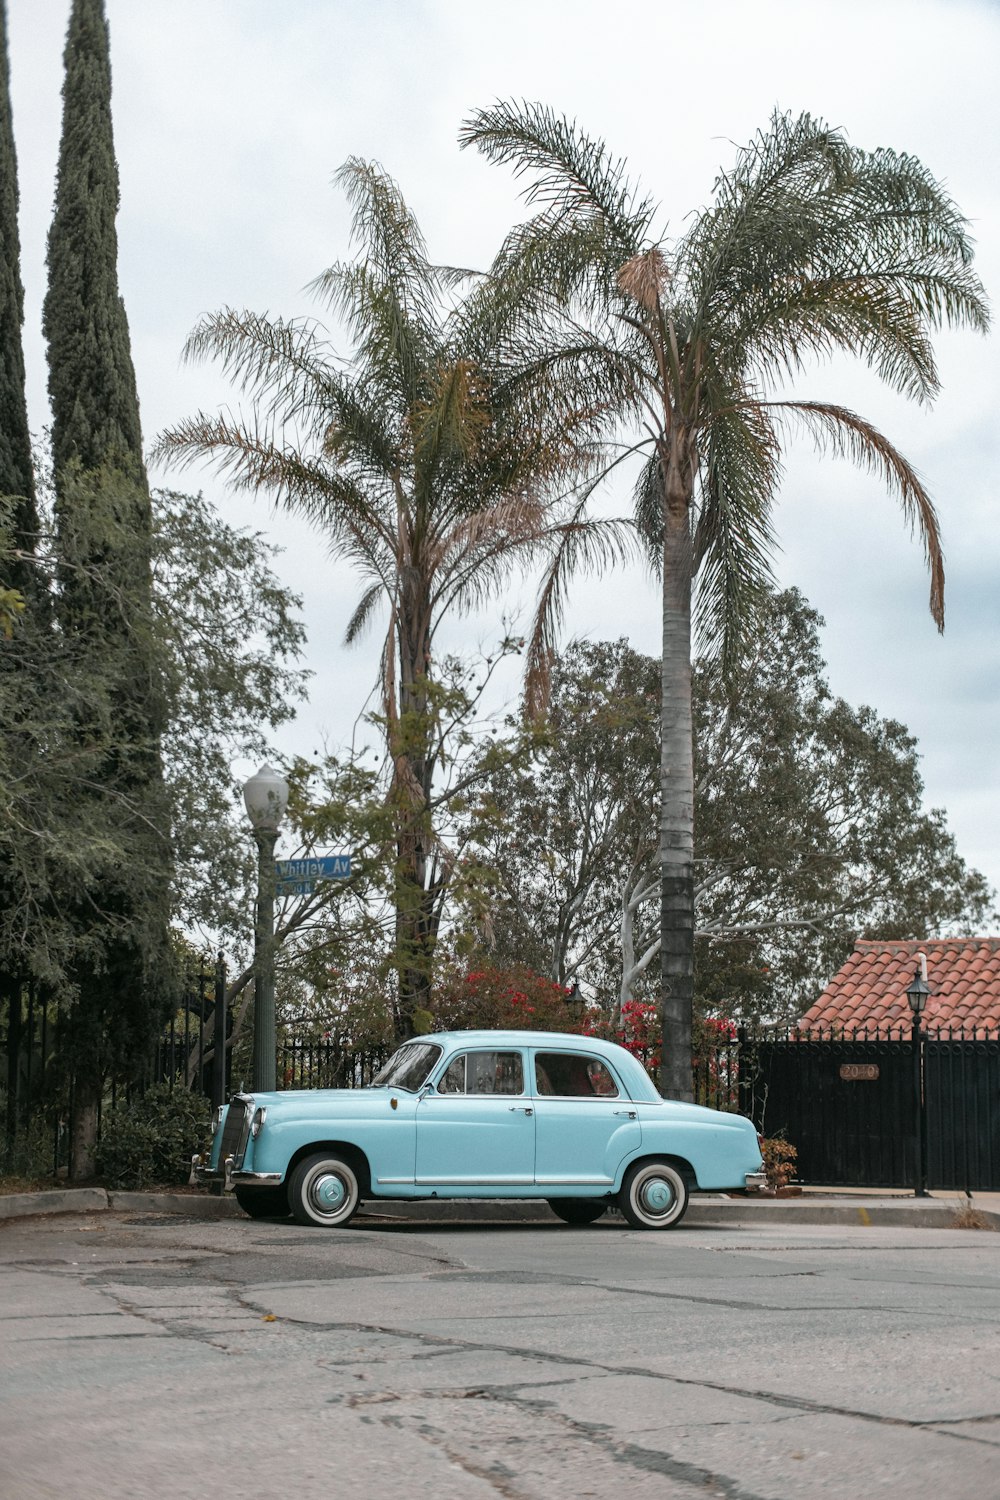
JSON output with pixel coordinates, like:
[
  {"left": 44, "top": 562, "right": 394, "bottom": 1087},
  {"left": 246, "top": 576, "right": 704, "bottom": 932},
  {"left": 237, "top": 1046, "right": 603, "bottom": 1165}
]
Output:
[
  {"left": 151, "top": 489, "right": 308, "bottom": 944},
  {"left": 41, "top": 0, "right": 176, "bottom": 1171},
  {"left": 157, "top": 160, "right": 628, "bottom": 1039},
  {"left": 452, "top": 641, "right": 659, "bottom": 1002},
  {"left": 0, "top": 484, "right": 307, "bottom": 972},
  {"left": 456, "top": 602, "right": 994, "bottom": 1031},
  {"left": 463, "top": 104, "right": 990, "bottom": 1096},
  {"left": 694, "top": 591, "right": 995, "bottom": 1015}
]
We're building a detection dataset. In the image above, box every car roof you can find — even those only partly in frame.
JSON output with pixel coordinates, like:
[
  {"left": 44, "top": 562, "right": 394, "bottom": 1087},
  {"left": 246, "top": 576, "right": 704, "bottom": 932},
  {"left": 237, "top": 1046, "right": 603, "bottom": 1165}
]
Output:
[
  {"left": 424, "top": 1029, "right": 626, "bottom": 1052},
  {"left": 411, "top": 1030, "right": 661, "bottom": 1102}
]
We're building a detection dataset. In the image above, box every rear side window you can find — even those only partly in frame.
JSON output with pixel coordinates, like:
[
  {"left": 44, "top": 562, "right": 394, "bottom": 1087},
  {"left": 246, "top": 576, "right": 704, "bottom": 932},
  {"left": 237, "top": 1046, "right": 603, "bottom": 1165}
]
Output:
[
  {"left": 437, "top": 1050, "right": 525, "bottom": 1095},
  {"left": 534, "top": 1053, "right": 620, "bottom": 1098}
]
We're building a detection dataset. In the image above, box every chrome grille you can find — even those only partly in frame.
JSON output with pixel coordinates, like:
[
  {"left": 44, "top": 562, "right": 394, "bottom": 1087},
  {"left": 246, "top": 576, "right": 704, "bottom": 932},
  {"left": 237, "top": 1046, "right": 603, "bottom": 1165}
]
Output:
[{"left": 219, "top": 1095, "right": 252, "bottom": 1168}]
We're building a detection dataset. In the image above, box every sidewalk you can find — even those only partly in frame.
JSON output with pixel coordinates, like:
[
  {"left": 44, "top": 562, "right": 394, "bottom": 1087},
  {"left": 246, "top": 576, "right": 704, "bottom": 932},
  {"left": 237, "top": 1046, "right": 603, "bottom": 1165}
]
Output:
[{"left": 1, "top": 1184, "right": 998, "bottom": 1230}]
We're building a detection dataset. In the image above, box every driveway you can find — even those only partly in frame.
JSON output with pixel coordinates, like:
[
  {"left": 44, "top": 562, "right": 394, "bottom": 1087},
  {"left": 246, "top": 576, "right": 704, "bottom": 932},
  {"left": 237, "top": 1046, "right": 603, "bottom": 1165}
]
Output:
[{"left": 1, "top": 1208, "right": 998, "bottom": 1498}]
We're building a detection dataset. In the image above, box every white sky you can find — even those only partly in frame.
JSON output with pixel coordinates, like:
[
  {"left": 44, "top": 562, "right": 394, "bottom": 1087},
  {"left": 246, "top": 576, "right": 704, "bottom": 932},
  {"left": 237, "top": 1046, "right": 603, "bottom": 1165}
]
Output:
[{"left": 8, "top": 0, "right": 1000, "bottom": 909}]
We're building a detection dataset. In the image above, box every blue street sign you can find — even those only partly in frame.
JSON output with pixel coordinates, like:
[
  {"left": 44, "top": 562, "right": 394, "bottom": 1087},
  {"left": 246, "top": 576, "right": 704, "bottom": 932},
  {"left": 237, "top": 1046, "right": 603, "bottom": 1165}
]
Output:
[
  {"left": 276, "top": 856, "right": 351, "bottom": 881},
  {"left": 275, "top": 854, "right": 351, "bottom": 897}
]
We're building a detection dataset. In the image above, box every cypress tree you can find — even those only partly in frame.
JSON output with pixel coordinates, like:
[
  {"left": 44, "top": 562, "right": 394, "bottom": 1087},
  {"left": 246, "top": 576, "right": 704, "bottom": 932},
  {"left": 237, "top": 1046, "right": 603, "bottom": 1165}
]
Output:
[
  {"left": 0, "top": 0, "right": 37, "bottom": 589},
  {"left": 0, "top": 0, "right": 38, "bottom": 1158},
  {"left": 43, "top": 0, "right": 175, "bottom": 1175},
  {"left": 43, "top": 0, "right": 143, "bottom": 482}
]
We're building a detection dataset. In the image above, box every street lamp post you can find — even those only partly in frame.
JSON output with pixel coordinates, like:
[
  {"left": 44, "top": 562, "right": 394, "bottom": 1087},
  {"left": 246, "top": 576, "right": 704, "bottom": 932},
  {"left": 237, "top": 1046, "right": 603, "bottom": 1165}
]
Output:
[
  {"left": 906, "top": 964, "right": 931, "bottom": 1199},
  {"left": 243, "top": 764, "right": 289, "bottom": 1093}
]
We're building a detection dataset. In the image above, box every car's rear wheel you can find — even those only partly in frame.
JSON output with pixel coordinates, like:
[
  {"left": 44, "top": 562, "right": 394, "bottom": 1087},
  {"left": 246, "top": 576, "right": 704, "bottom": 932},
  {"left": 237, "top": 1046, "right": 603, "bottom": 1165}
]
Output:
[
  {"left": 288, "top": 1153, "right": 360, "bottom": 1228},
  {"left": 618, "top": 1160, "right": 688, "bottom": 1230},
  {"left": 234, "top": 1185, "right": 289, "bottom": 1220},
  {"left": 547, "top": 1198, "right": 608, "bottom": 1226}
]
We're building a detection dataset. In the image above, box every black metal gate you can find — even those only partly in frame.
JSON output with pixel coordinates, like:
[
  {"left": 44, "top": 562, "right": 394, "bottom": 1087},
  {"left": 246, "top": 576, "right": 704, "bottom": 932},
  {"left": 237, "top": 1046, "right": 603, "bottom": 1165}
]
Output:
[
  {"left": 925, "top": 1034, "right": 1000, "bottom": 1189},
  {"left": 745, "top": 1027, "right": 1000, "bottom": 1191}
]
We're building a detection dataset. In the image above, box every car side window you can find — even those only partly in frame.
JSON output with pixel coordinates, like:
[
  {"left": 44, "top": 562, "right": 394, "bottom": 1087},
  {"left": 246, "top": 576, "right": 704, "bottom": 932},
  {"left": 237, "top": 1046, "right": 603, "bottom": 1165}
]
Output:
[
  {"left": 534, "top": 1052, "right": 620, "bottom": 1098},
  {"left": 437, "top": 1051, "right": 524, "bottom": 1095}
]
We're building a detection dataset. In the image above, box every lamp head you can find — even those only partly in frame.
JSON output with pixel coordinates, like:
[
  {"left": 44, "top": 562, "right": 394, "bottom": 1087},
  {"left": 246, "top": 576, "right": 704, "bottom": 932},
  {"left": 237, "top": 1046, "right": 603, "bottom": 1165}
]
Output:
[
  {"left": 905, "top": 969, "right": 931, "bottom": 1017},
  {"left": 242, "top": 763, "right": 289, "bottom": 832}
]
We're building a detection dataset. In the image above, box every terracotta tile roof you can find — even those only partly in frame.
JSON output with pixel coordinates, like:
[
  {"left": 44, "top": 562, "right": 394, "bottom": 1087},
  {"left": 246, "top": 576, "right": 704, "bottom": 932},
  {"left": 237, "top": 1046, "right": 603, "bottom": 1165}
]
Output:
[{"left": 800, "top": 938, "right": 1000, "bottom": 1034}]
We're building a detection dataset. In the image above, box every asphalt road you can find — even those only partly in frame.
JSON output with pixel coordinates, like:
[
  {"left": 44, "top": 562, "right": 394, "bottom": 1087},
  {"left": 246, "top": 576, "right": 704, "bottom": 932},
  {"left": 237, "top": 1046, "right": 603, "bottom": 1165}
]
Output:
[{"left": 2, "top": 1208, "right": 999, "bottom": 1500}]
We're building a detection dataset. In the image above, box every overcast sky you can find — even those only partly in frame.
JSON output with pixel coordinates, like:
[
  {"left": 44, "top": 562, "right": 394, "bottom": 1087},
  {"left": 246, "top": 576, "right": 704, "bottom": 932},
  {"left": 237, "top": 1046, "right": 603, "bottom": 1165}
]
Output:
[{"left": 7, "top": 0, "right": 1000, "bottom": 910}]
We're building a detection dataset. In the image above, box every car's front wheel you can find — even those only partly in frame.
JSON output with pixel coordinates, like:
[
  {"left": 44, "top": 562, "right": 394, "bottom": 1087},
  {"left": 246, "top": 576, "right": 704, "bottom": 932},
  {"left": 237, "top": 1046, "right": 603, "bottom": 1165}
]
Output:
[
  {"left": 288, "top": 1153, "right": 361, "bottom": 1228},
  {"left": 234, "top": 1185, "right": 289, "bottom": 1220},
  {"left": 547, "top": 1198, "right": 608, "bottom": 1226},
  {"left": 618, "top": 1160, "right": 688, "bottom": 1230}
]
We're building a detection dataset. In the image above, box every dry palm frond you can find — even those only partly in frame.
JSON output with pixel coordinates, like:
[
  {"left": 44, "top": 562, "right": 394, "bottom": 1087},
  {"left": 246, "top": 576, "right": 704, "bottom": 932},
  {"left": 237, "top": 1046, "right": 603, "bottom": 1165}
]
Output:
[{"left": 617, "top": 247, "right": 670, "bottom": 312}]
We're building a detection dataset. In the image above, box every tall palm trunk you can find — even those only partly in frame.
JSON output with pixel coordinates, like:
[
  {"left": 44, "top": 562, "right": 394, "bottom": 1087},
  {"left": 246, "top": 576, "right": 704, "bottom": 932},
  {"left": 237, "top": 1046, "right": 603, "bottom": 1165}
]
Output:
[
  {"left": 393, "top": 586, "right": 436, "bottom": 1039},
  {"left": 658, "top": 451, "right": 695, "bottom": 1101}
]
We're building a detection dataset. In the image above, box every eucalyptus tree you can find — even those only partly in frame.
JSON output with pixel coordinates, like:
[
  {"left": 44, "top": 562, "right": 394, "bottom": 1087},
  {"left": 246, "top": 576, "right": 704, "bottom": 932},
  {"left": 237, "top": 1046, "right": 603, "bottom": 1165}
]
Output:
[
  {"left": 455, "top": 608, "right": 993, "bottom": 1025},
  {"left": 157, "top": 160, "right": 628, "bottom": 1038},
  {"left": 462, "top": 103, "right": 990, "bottom": 1097}
]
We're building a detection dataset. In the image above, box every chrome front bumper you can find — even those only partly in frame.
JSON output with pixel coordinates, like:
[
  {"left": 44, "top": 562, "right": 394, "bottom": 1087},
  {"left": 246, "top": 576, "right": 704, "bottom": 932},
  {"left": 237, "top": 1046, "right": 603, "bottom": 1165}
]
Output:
[{"left": 190, "top": 1154, "right": 283, "bottom": 1192}]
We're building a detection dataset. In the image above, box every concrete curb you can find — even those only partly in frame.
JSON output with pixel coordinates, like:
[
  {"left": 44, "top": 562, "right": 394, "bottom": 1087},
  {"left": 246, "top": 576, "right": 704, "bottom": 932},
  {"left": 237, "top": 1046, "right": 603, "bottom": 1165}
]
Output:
[
  {"left": 1, "top": 1188, "right": 997, "bottom": 1231},
  {"left": 0, "top": 1187, "right": 109, "bottom": 1221},
  {"left": 688, "top": 1199, "right": 1000, "bottom": 1231},
  {"left": 110, "top": 1191, "right": 242, "bottom": 1217}
]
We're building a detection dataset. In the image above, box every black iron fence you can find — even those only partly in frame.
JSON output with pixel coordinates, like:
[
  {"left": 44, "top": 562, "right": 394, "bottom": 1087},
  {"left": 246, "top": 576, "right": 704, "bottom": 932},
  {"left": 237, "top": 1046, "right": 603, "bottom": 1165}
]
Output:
[
  {"left": 1, "top": 959, "right": 231, "bottom": 1178},
  {"left": 278, "top": 1036, "right": 386, "bottom": 1091},
  {"left": 5, "top": 989, "right": 998, "bottom": 1191},
  {"left": 742, "top": 1025, "right": 1000, "bottom": 1191}
]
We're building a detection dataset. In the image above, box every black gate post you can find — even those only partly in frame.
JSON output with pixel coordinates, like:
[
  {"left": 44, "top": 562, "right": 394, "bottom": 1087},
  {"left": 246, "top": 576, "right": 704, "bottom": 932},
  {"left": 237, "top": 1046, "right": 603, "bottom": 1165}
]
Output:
[
  {"left": 912, "top": 1013, "right": 928, "bottom": 1197},
  {"left": 211, "top": 952, "right": 228, "bottom": 1111}
]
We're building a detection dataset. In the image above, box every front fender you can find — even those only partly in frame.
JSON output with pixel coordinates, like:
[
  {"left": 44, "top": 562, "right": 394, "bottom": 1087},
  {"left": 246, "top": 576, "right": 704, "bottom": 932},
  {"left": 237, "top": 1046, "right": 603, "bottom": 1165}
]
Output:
[{"left": 246, "top": 1095, "right": 419, "bottom": 1186}]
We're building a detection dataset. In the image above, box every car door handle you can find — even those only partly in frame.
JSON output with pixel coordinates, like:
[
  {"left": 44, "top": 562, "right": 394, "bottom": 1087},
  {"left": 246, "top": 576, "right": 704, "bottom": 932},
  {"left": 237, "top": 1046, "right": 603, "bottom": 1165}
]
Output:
[
  {"left": 613, "top": 1109, "right": 638, "bottom": 1119},
  {"left": 509, "top": 1106, "right": 534, "bottom": 1116}
]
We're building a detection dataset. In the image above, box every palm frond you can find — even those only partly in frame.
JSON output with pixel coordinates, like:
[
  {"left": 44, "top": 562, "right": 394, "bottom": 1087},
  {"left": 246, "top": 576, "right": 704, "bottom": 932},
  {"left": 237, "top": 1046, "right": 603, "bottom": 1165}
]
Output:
[
  {"left": 411, "top": 358, "right": 491, "bottom": 481},
  {"left": 764, "top": 399, "right": 945, "bottom": 627},
  {"left": 692, "top": 400, "right": 781, "bottom": 657},
  {"left": 344, "top": 581, "right": 385, "bottom": 645},
  {"left": 154, "top": 411, "right": 396, "bottom": 562},
  {"left": 523, "top": 492, "right": 639, "bottom": 717},
  {"left": 178, "top": 308, "right": 336, "bottom": 424},
  {"left": 633, "top": 453, "right": 663, "bottom": 574},
  {"left": 683, "top": 110, "right": 989, "bottom": 405},
  {"left": 332, "top": 157, "right": 438, "bottom": 320},
  {"left": 460, "top": 100, "right": 655, "bottom": 245}
]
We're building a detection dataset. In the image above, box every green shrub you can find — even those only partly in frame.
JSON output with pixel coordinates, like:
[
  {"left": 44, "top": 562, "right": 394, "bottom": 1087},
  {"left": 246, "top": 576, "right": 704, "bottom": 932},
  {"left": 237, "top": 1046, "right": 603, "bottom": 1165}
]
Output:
[{"left": 95, "top": 1083, "right": 211, "bottom": 1190}]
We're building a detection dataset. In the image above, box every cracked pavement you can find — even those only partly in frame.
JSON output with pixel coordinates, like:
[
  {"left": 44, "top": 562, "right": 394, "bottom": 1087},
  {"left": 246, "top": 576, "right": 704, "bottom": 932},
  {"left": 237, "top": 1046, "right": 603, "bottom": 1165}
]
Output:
[{"left": 1, "top": 1210, "right": 999, "bottom": 1498}]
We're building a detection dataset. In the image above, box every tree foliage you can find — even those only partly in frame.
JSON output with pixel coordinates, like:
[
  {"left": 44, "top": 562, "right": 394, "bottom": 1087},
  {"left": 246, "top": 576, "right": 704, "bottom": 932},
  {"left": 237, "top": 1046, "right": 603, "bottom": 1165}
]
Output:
[
  {"left": 43, "top": 0, "right": 143, "bottom": 484},
  {"left": 39, "top": 0, "right": 175, "bottom": 1170},
  {"left": 0, "top": 0, "right": 36, "bottom": 583},
  {"left": 453, "top": 596, "right": 994, "bottom": 1023},
  {"left": 0, "top": 483, "right": 307, "bottom": 981}
]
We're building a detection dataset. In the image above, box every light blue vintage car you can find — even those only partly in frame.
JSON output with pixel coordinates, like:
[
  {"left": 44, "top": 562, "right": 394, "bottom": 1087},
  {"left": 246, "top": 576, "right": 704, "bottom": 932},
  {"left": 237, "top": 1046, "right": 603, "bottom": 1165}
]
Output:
[{"left": 196, "top": 1029, "right": 765, "bottom": 1230}]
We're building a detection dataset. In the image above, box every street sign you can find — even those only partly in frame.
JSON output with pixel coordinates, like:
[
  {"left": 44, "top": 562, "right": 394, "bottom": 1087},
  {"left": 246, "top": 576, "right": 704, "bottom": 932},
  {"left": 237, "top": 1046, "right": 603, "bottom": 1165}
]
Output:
[{"left": 275, "top": 854, "right": 351, "bottom": 896}]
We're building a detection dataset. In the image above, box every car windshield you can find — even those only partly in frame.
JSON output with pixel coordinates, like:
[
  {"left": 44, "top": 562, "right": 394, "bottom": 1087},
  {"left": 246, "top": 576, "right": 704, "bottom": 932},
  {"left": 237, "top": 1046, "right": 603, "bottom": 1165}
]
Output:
[{"left": 369, "top": 1041, "right": 443, "bottom": 1092}]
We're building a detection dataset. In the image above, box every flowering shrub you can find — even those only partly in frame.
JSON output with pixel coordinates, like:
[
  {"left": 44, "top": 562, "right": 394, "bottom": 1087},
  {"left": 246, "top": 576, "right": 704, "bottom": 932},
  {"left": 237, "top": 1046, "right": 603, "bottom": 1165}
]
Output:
[
  {"left": 433, "top": 965, "right": 579, "bottom": 1032},
  {"left": 759, "top": 1137, "right": 798, "bottom": 1191},
  {"left": 582, "top": 1000, "right": 661, "bottom": 1077}
]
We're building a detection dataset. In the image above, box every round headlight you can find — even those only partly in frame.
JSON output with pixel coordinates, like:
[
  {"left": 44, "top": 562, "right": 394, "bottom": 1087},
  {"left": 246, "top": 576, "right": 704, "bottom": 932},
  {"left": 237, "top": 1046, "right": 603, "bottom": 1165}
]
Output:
[{"left": 251, "top": 1106, "right": 267, "bottom": 1137}]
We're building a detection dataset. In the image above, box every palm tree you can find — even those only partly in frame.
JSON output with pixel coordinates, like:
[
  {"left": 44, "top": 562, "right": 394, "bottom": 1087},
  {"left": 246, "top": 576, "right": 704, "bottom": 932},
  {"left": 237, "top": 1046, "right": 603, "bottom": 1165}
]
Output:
[
  {"left": 461, "top": 104, "right": 989, "bottom": 1097},
  {"left": 156, "top": 159, "right": 630, "bottom": 1038}
]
